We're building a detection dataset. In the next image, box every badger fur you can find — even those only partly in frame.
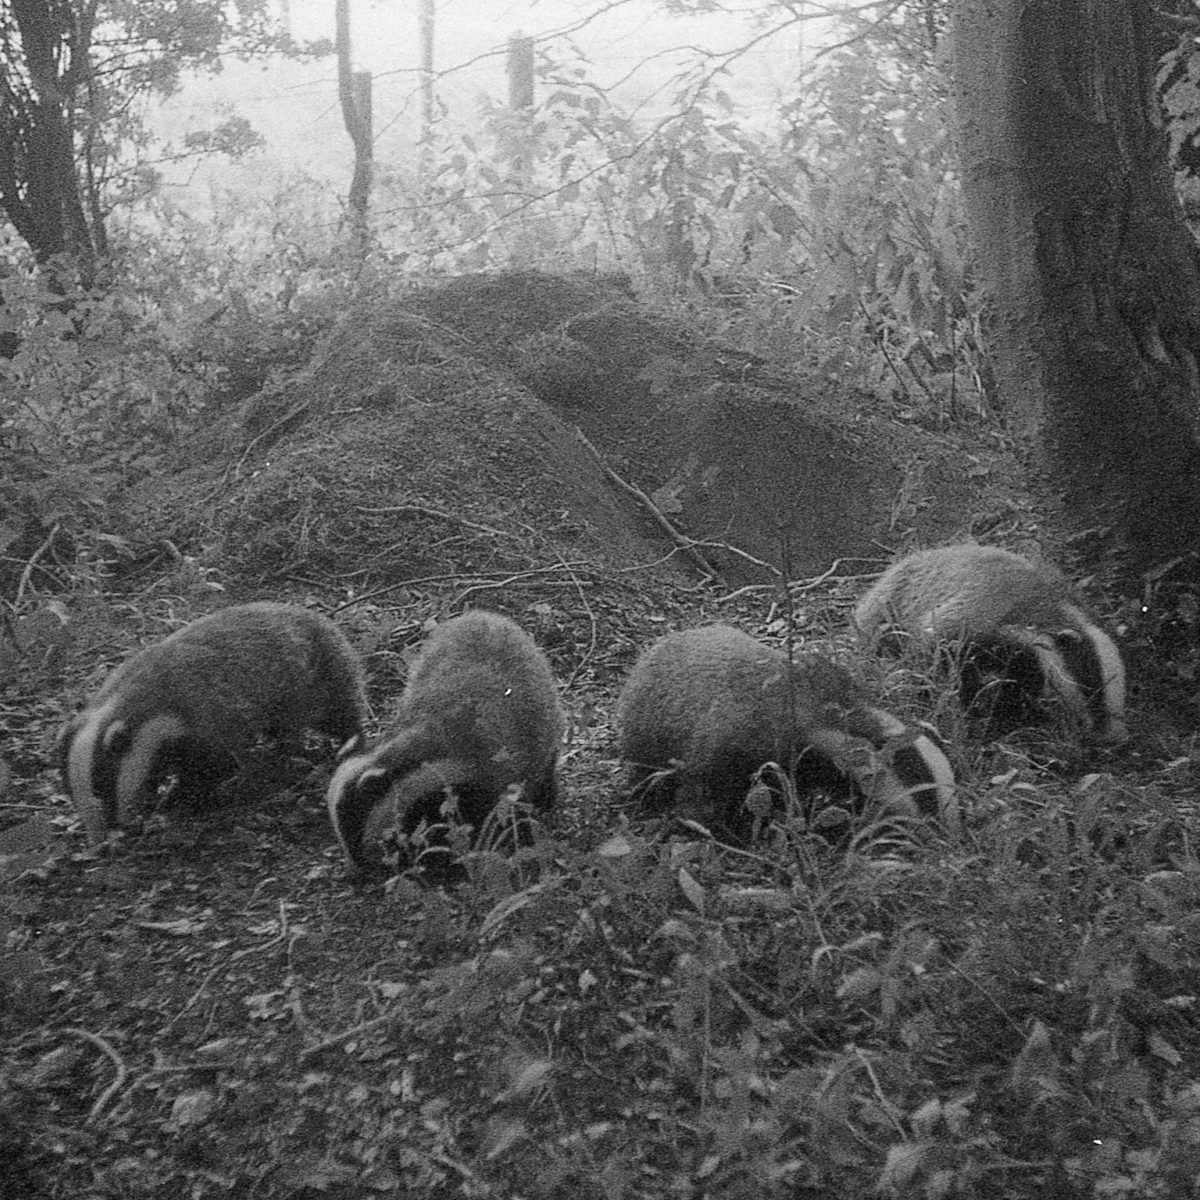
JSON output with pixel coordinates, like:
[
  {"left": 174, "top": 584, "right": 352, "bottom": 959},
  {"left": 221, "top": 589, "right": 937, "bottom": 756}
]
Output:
[
  {"left": 59, "top": 602, "right": 368, "bottom": 844},
  {"left": 854, "top": 544, "right": 1128, "bottom": 742},
  {"left": 614, "top": 624, "right": 957, "bottom": 839},
  {"left": 326, "top": 610, "right": 564, "bottom": 876}
]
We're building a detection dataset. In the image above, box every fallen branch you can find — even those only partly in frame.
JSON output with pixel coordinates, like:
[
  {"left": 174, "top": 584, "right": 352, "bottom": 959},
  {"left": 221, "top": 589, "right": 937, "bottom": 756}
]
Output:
[
  {"left": 14, "top": 522, "right": 61, "bottom": 608},
  {"left": 331, "top": 562, "right": 594, "bottom": 613},
  {"left": 571, "top": 427, "right": 718, "bottom": 580},
  {"left": 355, "top": 503, "right": 516, "bottom": 541},
  {"left": 300, "top": 1013, "right": 396, "bottom": 1061},
  {"left": 63, "top": 1027, "right": 128, "bottom": 1123},
  {"left": 690, "top": 536, "right": 782, "bottom": 579}
]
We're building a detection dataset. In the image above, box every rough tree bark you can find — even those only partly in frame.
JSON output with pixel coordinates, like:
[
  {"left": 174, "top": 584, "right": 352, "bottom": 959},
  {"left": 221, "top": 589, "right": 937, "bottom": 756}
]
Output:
[
  {"left": 952, "top": 0, "right": 1200, "bottom": 583},
  {"left": 0, "top": 0, "right": 98, "bottom": 287}
]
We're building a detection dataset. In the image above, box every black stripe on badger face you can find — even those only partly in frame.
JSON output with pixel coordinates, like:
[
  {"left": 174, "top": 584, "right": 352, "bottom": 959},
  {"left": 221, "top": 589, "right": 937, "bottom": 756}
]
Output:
[
  {"left": 839, "top": 707, "right": 958, "bottom": 828},
  {"left": 327, "top": 757, "right": 396, "bottom": 872},
  {"left": 888, "top": 740, "right": 952, "bottom": 821},
  {"left": 62, "top": 704, "right": 132, "bottom": 839},
  {"left": 956, "top": 636, "right": 1048, "bottom": 734},
  {"left": 359, "top": 759, "right": 484, "bottom": 870},
  {"left": 113, "top": 714, "right": 193, "bottom": 827},
  {"left": 97, "top": 722, "right": 134, "bottom": 827}
]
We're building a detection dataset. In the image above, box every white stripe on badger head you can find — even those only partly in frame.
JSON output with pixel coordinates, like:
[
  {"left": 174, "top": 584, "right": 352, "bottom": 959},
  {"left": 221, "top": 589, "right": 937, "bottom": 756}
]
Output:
[
  {"left": 114, "top": 714, "right": 187, "bottom": 828},
  {"left": 325, "top": 754, "right": 382, "bottom": 866},
  {"left": 906, "top": 733, "right": 959, "bottom": 832},
  {"left": 335, "top": 732, "right": 366, "bottom": 761},
  {"left": 1061, "top": 603, "right": 1128, "bottom": 742},
  {"left": 65, "top": 700, "right": 119, "bottom": 845}
]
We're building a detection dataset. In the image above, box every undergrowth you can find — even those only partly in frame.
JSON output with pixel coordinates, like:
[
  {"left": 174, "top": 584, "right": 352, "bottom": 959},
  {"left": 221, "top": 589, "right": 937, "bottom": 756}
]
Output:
[{"left": 248, "top": 787, "right": 1200, "bottom": 1198}]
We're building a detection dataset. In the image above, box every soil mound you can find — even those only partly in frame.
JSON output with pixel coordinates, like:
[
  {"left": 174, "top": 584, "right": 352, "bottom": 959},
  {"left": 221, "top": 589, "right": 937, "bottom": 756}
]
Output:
[{"left": 120, "top": 270, "right": 971, "bottom": 591}]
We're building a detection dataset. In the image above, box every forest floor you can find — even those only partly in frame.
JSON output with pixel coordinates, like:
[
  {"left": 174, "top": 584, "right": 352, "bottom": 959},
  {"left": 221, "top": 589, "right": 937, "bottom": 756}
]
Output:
[{"left": 3, "top": 272, "right": 1200, "bottom": 1199}]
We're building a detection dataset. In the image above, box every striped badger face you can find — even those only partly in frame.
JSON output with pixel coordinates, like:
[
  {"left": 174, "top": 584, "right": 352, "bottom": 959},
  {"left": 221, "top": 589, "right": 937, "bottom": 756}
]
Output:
[
  {"left": 59, "top": 602, "right": 368, "bottom": 845},
  {"left": 60, "top": 703, "right": 231, "bottom": 843},
  {"left": 327, "top": 748, "right": 533, "bottom": 877},
  {"left": 834, "top": 707, "right": 959, "bottom": 832},
  {"left": 1032, "top": 608, "right": 1128, "bottom": 743},
  {"left": 327, "top": 610, "right": 563, "bottom": 878},
  {"left": 947, "top": 617, "right": 1127, "bottom": 743},
  {"left": 855, "top": 545, "right": 1129, "bottom": 744}
]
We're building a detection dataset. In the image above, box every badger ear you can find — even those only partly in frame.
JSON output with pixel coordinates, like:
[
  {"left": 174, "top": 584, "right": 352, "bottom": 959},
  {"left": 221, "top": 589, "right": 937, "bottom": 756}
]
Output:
[
  {"left": 914, "top": 719, "right": 948, "bottom": 751},
  {"left": 336, "top": 732, "right": 366, "bottom": 760},
  {"left": 354, "top": 766, "right": 392, "bottom": 804},
  {"left": 1055, "top": 627, "right": 1083, "bottom": 644},
  {"left": 57, "top": 716, "right": 82, "bottom": 753},
  {"left": 102, "top": 722, "right": 132, "bottom": 756}
]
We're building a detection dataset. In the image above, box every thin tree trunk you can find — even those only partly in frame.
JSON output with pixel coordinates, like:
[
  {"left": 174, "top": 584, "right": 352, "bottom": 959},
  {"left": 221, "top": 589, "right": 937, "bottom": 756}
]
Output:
[
  {"left": 335, "top": 0, "right": 372, "bottom": 245},
  {"left": 952, "top": 0, "right": 1200, "bottom": 580},
  {"left": 419, "top": 0, "right": 434, "bottom": 182}
]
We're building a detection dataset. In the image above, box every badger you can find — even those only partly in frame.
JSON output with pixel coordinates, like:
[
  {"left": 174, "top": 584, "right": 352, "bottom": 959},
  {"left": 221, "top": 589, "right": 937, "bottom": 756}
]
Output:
[
  {"left": 60, "top": 602, "right": 368, "bottom": 844},
  {"left": 614, "top": 624, "right": 957, "bottom": 839},
  {"left": 326, "top": 610, "right": 564, "bottom": 876},
  {"left": 853, "top": 543, "right": 1128, "bottom": 743}
]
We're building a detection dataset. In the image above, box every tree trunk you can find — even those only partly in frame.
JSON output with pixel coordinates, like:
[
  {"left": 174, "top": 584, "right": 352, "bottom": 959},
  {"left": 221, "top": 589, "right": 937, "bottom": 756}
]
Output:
[
  {"left": 0, "top": 0, "right": 99, "bottom": 287},
  {"left": 952, "top": 0, "right": 1200, "bottom": 582},
  {"left": 335, "top": 0, "right": 372, "bottom": 246}
]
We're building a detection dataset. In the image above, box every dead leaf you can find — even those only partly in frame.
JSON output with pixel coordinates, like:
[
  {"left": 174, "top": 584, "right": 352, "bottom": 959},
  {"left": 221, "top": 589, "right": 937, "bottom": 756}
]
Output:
[{"left": 167, "top": 1088, "right": 217, "bottom": 1129}]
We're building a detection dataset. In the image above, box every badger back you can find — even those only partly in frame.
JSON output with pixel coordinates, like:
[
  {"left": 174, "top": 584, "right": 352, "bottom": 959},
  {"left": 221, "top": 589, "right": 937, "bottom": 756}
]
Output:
[
  {"left": 616, "top": 626, "right": 800, "bottom": 805},
  {"left": 854, "top": 545, "right": 1071, "bottom": 641},
  {"left": 61, "top": 602, "right": 367, "bottom": 842},
  {"left": 327, "top": 610, "right": 563, "bottom": 873},
  {"left": 854, "top": 545, "right": 1127, "bottom": 742}
]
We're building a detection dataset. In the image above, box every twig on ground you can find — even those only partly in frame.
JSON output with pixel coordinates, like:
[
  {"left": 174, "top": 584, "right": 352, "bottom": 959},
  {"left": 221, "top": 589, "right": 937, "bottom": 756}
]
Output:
[
  {"left": 571, "top": 427, "right": 718, "bottom": 580},
  {"left": 63, "top": 1027, "right": 128, "bottom": 1122},
  {"left": 233, "top": 400, "right": 312, "bottom": 478},
  {"left": 690, "top": 537, "right": 782, "bottom": 579},
  {"left": 355, "top": 503, "right": 516, "bottom": 540},
  {"left": 162, "top": 964, "right": 226, "bottom": 1034},
  {"left": 14, "top": 522, "right": 61, "bottom": 608},
  {"left": 300, "top": 1013, "right": 396, "bottom": 1061},
  {"left": 557, "top": 555, "right": 599, "bottom": 689},
  {"left": 333, "top": 563, "right": 596, "bottom": 613}
]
